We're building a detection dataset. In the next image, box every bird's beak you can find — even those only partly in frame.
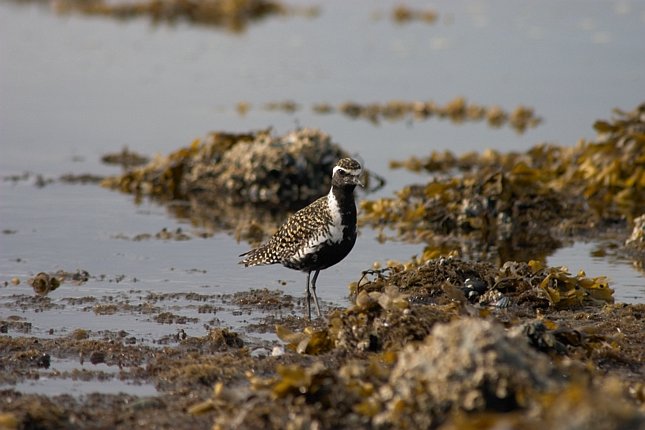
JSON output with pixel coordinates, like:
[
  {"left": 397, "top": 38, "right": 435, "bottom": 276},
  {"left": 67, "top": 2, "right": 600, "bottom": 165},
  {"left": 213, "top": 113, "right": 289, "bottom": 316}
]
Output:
[{"left": 354, "top": 176, "right": 364, "bottom": 187}]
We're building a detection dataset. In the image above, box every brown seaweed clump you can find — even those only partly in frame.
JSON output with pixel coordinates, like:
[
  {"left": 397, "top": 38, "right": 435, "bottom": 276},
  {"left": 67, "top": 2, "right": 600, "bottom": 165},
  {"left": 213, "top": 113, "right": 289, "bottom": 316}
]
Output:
[
  {"left": 101, "top": 147, "right": 149, "bottom": 168},
  {"left": 360, "top": 164, "right": 579, "bottom": 263},
  {"left": 27, "top": 272, "right": 61, "bottom": 296},
  {"left": 391, "top": 5, "right": 438, "bottom": 24},
  {"left": 389, "top": 103, "right": 645, "bottom": 221},
  {"left": 47, "top": 0, "right": 318, "bottom": 32},
  {"left": 358, "top": 258, "right": 613, "bottom": 311},
  {"left": 242, "top": 97, "right": 541, "bottom": 133},
  {"left": 26, "top": 270, "right": 90, "bottom": 296},
  {"left": 363, "top": 104, "right": 645, "bottom": 263}
]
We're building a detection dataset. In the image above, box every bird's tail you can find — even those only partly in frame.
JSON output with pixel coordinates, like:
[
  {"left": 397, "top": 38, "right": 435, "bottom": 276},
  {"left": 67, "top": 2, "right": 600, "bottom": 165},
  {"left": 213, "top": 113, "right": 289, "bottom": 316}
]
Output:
[
  {"left": 239, "top": 244, "right": 281, "bottom": 267},
  {"left": 239, "top": 248, "right": 266, "bottom": 266},
  {"left": 238, "top": 249, "right": 254, "bottom": 266}
]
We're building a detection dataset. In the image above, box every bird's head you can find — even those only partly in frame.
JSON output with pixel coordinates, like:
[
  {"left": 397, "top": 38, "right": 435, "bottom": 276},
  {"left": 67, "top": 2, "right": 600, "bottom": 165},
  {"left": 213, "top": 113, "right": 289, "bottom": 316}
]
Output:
[{"left": 331, "top": 158, "right": 363, "bottom": 189}]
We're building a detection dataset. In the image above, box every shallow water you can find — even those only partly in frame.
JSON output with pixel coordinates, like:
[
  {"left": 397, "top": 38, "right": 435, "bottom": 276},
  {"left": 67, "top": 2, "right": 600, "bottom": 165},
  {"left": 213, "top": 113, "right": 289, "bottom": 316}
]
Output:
[
  {"left": 7, "top": 357, "right": 159, "bottom": 396},
  {"left": 1, "top": 0, "right": 645, "bottom": 392},
  {"left": 0, "top": 181, "right": 422, "bottom": 342},
  {"left": 548, "top": 241, "right": 645, "bottom": 304},
  {"left": 12, "top": 377, "right": 158, "bottom": 397}
]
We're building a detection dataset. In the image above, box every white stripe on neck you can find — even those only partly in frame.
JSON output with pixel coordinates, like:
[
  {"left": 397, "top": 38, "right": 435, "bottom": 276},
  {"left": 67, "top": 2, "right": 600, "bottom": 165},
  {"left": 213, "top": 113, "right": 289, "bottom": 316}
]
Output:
[{"left": 326, "top": 191, "right": 344, "bottom": 241}]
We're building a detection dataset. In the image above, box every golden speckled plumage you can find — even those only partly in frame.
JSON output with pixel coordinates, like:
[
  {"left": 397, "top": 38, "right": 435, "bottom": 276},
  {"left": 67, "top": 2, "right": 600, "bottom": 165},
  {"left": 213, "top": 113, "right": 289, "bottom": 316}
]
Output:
[{"left": 239, "top": 157, "right": 363, "bottom": 318}]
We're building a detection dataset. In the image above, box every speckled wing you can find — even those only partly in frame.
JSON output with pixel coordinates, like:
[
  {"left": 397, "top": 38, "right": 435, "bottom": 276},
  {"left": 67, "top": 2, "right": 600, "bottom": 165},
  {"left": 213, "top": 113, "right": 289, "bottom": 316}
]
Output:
[{"left": 239, "top": 196, "right": 332, "bottom": 267}]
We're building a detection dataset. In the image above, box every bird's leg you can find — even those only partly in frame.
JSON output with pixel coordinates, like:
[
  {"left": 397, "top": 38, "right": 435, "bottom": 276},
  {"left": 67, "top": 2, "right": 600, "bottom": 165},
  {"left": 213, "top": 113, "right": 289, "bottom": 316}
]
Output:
[
  {"left": 311, "top": 269, "right": 322, "bottom": 318},
  {"left": 305, "top": 271, "right": 312, "bottom": 320}
]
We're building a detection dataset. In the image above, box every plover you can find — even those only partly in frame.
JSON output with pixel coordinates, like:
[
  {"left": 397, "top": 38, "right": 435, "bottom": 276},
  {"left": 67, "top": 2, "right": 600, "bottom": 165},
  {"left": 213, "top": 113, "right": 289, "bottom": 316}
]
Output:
[{"left": 239, "top": 157, "right": 363, "bottom": 319}]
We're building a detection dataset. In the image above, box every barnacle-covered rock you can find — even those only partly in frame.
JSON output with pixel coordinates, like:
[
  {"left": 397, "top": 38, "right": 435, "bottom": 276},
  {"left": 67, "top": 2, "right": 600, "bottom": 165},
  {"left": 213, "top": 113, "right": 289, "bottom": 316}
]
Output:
[
  {"left": 102, "top": 130, "right": 255, "bottom": 200},
  {"left": 187, "top": 128, "right": 345, "bottom": 205},
  {"left": 25, "top": 269, "right": 91, "bottom": 296},
  {"left": 372, "top": 318, "right": 563, "bottom": 428},
  {"left": 103, "top": 128, "right": 381, "bottom": 207}
]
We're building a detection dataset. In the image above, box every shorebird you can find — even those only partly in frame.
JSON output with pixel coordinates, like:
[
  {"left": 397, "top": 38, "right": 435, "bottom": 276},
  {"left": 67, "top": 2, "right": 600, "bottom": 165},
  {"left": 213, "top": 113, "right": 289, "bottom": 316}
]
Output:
[{"left": 239, "top": 158, "right": 363, "bottom": 319}]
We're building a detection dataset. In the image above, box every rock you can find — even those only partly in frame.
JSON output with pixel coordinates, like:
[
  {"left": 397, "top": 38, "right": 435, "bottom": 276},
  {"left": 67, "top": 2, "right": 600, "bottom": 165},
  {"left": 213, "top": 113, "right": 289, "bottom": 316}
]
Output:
[
  {"left": 104, "top": 128, "right": 382, "bottom": 207},
  {"left": 374, "top": 317, "right": 563, "bottom": 428},
  {"left": 186, "top": 128, "right": 346, "bottom": 205}
]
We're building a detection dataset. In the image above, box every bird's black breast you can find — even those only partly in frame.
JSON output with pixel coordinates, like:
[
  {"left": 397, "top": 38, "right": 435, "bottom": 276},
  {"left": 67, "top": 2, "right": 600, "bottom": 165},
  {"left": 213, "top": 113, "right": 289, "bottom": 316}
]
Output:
[{"left": 286, "top": 226, "right": 357, "bottom": 272}]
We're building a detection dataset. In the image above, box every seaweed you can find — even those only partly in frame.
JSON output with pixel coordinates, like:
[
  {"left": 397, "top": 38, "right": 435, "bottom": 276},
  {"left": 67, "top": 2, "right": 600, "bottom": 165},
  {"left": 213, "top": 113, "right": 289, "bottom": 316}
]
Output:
[{"left": 363, "top": 104, "right": 645, "bottom": 264}]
